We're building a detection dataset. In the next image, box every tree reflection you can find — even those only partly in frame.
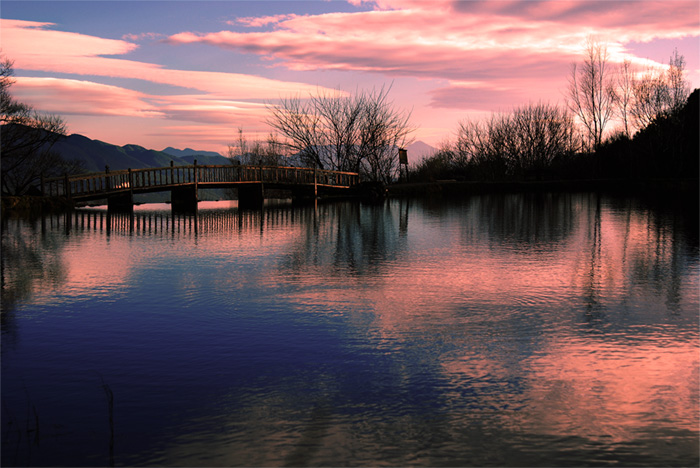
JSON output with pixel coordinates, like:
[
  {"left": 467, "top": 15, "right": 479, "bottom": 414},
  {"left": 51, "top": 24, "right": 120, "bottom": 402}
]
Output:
[
  {"left": 1, "top": 215, "right": 70, "bottom": 312},
  {"left": 277, "top": 202, "right": 404, "bottom": 279},
  {"left": 1, "top": 214, "right": 71, "bottom": 346},
  {"left": 468, "top": 192, "right": 578, "bottom": 250},
  {"left": 572, "top": 192, "right": 698, "bottom": 328}
]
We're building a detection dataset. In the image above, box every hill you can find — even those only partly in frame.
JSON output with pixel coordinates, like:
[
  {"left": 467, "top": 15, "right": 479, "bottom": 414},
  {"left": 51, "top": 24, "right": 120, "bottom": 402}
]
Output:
[
  {"left": 162, "top": 147, "right": 228, "bottom": 161},
  {"left": 51, "top": 134, "right": 188, "bottom": 173},
  {"left": 176, "top": 154, "right": 232, "bottom": 165}
]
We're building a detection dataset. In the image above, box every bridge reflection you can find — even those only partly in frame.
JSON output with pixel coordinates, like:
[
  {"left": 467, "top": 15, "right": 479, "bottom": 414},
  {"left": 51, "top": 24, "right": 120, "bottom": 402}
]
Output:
[{"left": 56, "top": 204, "right": 324, "bottom": 237}]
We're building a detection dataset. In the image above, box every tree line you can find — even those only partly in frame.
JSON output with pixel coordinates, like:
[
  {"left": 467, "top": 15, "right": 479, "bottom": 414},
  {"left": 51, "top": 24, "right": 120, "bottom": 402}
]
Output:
[{"left": 413, "top": 40, "right": 696, "bottom": 183}]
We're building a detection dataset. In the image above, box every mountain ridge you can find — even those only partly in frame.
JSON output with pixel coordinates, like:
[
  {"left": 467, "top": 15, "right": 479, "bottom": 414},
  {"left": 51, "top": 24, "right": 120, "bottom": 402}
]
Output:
[{"left": 162, "top": 147, "right": 225, "bottom": 159}]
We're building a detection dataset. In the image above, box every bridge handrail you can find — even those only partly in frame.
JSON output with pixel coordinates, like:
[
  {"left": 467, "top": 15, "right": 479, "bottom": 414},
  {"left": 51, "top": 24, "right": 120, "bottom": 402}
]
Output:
[
  {"left": 42, "top": 164, "right": 360, "bottom": 198},
  {"left": 44, "top": 164, "right": 361, "bottom": 183}
]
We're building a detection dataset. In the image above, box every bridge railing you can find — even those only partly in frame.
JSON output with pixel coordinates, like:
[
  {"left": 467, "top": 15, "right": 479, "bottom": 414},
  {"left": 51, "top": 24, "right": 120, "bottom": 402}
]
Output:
[{"left": 43, "top": 164, "right": 360, "bottom": 199}]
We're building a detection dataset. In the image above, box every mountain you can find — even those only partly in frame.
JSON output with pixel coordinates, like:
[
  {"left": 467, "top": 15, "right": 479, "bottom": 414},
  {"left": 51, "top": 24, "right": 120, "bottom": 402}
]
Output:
[
  {"left": 176, "top": 154, "right": 232, "bottom": 165},
  {"left": 161, "top": 147, "right": 231, "bottom": 165},
  {"left": 50, "top": 133, "right": 188, "bottom": 173},
  {"left": 405, "top": 141, "right": 436, "bottom": 163},
  {"left": 162, "top": 147, "right": 225, "bottom": 159}
]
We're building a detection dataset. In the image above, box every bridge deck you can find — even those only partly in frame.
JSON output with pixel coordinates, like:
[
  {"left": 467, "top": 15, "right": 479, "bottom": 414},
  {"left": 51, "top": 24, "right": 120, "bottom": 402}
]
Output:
[{"left": 43, "top": 164, "right": 360, "bottom": 202}]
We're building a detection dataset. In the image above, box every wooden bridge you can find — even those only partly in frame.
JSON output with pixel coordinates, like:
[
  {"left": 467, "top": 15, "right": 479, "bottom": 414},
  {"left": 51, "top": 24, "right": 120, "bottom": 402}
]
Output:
[{"left": 42, "top": 162, "right": 360, "bottom": 211}]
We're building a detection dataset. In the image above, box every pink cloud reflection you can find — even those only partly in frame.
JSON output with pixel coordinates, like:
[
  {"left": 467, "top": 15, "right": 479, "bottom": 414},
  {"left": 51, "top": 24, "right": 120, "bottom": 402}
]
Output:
[{"left": 519, "top": 336, "right": 699, "bottom": 437}]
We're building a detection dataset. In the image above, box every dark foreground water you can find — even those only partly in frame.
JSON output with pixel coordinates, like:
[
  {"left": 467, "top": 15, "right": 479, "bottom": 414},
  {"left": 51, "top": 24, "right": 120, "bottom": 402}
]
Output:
[{"left": 2, "top": 193, "right": 698, "bottom": 467}]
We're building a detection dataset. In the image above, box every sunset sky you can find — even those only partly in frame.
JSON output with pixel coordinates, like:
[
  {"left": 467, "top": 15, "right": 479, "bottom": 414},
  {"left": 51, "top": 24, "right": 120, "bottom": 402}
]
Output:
[{"left": 2, "top": 0, "right": 699, "bottom": 155}]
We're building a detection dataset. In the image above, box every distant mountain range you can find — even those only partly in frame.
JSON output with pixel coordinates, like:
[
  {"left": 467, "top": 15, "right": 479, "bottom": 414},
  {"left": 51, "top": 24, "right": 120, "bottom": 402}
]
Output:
[
  {"left": 44, "top": 134, "right": 230, "bottom": 172},
  {"left": 161, "top": 147, "right": 230, "bottom": 164},
  {"left": 162, "top": 147, "right": 223, "bottom": 158},
  {"left": 48, "top": 132, "right": 435, "bottom": 173},
  {"left": 49, "top": 134, "right": 185, "bottom": 173}
]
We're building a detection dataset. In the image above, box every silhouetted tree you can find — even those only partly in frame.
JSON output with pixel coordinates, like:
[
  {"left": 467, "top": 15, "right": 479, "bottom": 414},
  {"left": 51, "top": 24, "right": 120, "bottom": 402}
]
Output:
[
  {"left": 1, "top": 56, "right": 80, "bottom": 195},
  {"left": 227, "top": 127, "right": 285, "bottom": 166},
  {"left": 597, "top": 87, "right": 698, "bottom": 180},
  {"left": 452, "top": 103, "right": 579, "bottom": 180},
  {"left": 267, "top": 85, "right": 413, "bottom": 183},
  {"left": 567, "top": 38, "right": 616, "bottom": 151},
  {"left": 630, "top": 66, "right": 670, "bottom": 130},
  {"left": 630, "top": 49, "right": 691, "bottom": 131},
  {"left": 410, "top": 142, "right": 459, "bottom": 182},
  {"left": 613, "top": 59, "right": 635, "bottom": 138},
  {"left": 666, "top": 49, "right": 691, "bottom": 114}
]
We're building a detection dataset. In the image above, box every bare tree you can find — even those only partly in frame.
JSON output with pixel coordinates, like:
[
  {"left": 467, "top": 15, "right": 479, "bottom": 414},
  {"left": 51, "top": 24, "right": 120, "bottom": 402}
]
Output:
[
  {"left": 666, "top": 48, "right": 691, "bottom": 114},
  {"left": 1, "top": 56, "right": 77, "bottom": 195},
  {"left": 510, "top": 103, "right": 578, "bottom": 175},
  {"left": 567, "top": 38, "right": 616, "bottom": 151},
  {"left": 227, "top": 127, "right": 285, "bottom": 166},
  {"left": 355, "top": 86, "right": 413, "bottom": 183},
  {"left": 455, "top": 103, "right": 579, "bottom": 179},
  {"left": 314, "top": 88, "right": 365, "bottom": 173},
  {"left": 630, "top": 49, "right": 691, "bottom": 130},
  {"left": 266, "top": 93, "right": 329, "bottom": 170},
  {"left": 266, "top": 85, "right": 413, "bottom": 182},
  {"left": 630, "top": 66, "right": 669, "bottom": 130},
  {"left": 614, "top": 59, "right": 636, "bottom": 137}
]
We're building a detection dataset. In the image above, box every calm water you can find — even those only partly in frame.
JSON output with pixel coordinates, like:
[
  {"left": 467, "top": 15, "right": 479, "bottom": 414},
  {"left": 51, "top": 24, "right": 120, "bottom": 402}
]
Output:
[{"left": 2, "top": 193, "right": 698, "bottom": 467}]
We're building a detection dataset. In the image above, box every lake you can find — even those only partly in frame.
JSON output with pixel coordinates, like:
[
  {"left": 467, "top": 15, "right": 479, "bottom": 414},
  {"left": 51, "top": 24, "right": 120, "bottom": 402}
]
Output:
[{"left": 2, "top": 192, "right": 698, "bottom": 467}]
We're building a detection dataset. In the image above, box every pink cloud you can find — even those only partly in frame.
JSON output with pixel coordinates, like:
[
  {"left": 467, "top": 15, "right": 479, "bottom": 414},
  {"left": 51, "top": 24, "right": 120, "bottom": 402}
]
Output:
[
  {"left": 448, "top": 0, "right": 698, "bottom": 31},
  {"left": 150, "top": 95, "right": 270, "bottom": 125},
  {"left": 2, "top": 18, "right": 138, "bottom": 57},
  {"left": 13, "top": 77, "right": 273, "bottom": 129},
  {"left": 13, "top": 77, "right": 163, "bottom": 117},
  {"left": 167, "top": 1, "right": 698, "bottom": 110},
  {"left": 1, "top": 19, "right": 336, "bottom": 100}
]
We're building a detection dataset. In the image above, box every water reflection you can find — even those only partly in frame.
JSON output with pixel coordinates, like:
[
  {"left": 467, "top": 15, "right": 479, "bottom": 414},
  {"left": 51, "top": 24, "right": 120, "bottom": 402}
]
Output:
[
  {"left": 1, "top": 193, "right": 698, "bottom": 467},
  {"left": 1, "top": 215, "right": 71, "bottom": 315}
]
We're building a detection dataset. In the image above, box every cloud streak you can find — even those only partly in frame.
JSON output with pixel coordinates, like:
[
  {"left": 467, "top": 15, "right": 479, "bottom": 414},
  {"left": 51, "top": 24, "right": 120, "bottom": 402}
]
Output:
[
  {"left": 13, "top": 77, "right": 162, "bottom": 117},
  {"left": 2, "top": 19, "right": 336, "bottom": 100},
  {"left": 167, "top": 0, "right": 699, "bottom": 109}
]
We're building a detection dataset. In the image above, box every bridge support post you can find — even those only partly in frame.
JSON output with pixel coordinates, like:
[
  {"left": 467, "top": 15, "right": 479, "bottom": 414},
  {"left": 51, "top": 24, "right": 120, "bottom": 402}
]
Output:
[
  {"left": 108, "top": 192, "right": 133, "bottom": 212},
  {"left": 171, "top": 185, "right": 198, "bottom": 213},
  {"left": 238, "top": 183, "right": 264, "bottom": 209}
]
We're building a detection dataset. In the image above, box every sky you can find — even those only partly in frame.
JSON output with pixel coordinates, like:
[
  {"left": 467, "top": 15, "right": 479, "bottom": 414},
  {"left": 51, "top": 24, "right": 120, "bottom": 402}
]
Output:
[{"left": 2, "top": 0, "right": 699, "bottom": 156}]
